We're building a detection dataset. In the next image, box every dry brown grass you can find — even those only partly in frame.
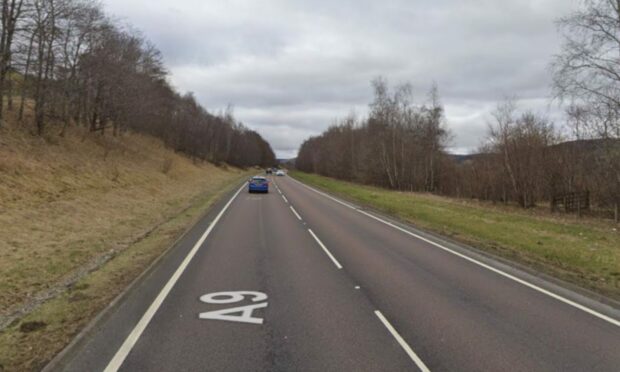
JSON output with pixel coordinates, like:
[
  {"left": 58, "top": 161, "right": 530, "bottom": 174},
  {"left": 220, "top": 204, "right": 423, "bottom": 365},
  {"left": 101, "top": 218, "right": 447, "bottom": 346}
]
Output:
[
  {"left": 0, "top": 111, "right": 245, "bottom": 329},
  {"left": 0, "top": 108, "right": 249, "bottom": 370}
]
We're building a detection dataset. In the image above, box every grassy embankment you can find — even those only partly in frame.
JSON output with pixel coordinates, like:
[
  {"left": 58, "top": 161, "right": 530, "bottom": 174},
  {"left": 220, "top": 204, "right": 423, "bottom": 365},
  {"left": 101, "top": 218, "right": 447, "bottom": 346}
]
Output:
[
  {"left": 291, "top": 171, "right": 620, "bottom": 301},
  {"left": 0, "top": 111, "right": 250, "bottom": 371}
]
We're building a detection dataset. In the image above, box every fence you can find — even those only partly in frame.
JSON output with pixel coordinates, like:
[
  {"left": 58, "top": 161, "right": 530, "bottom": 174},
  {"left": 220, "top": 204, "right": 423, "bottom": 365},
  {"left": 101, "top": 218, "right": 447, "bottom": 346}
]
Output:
[{"left": 550, "top": 191, "right": 590, "bottom": 216}]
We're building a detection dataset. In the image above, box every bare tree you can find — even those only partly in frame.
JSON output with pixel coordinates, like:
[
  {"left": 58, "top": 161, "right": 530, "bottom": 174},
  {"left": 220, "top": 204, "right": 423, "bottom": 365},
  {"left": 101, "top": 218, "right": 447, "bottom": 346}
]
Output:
[
  {"left": 2, "top": 0, "right": 274, "bottom": 167},
  {"left": 486, "top": 99, "right": 558, "bottom": 208},
  {"left": 297, "top": 79, "right": 448, "bottom": 192},
  {"left": 552, "top": 0, "right": 620, "bottom": 220},
  {"left": 0, "top": 0, "right": 24, "bottom": 126},
  {"left": 552, "top": 0, "right": 620, "bottom": 138}
]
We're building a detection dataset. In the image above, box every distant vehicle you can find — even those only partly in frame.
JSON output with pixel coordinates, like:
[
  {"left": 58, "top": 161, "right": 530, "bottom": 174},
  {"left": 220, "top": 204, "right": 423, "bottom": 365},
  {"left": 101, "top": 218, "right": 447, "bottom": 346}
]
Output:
[
  {"left": 276, "top": 170, "right": 285, "bottom": 176},
  {"left": 266, "top": 168, "right": 272, "bottom": 174},
  {"left": 248, "top": 176, "right": 269, "bottom": 193}
]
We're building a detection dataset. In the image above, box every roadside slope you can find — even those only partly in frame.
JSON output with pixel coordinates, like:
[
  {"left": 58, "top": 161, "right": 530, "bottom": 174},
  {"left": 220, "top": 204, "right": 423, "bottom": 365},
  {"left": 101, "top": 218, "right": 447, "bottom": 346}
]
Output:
[
  {"left": 290, "top": 171, "right": 620, "bottom": 301},
  {"left": 0, "top": 121, "right": 248, "bottom": 371}
]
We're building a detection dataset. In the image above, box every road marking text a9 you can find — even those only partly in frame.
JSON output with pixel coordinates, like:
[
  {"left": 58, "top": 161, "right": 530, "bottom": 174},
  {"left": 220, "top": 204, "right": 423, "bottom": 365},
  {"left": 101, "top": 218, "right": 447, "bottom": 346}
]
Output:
[{"left": 199, "top": 291, "right": 268, "bottom": 325}]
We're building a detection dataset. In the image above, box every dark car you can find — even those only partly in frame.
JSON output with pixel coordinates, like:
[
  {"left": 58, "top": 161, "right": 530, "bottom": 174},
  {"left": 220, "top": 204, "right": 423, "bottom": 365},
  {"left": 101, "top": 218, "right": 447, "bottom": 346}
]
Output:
[
  {"left": 248, "top": 176, "right": 269, "bottom": 193},
  {"left": 266, "top": 168, "right": 273, "bottom": 174}
]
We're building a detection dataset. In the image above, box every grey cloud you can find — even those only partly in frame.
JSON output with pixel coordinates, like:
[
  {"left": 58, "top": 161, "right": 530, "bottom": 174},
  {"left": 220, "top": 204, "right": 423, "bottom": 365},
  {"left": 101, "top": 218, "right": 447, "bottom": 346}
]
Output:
[{"left": 102, "top": 0, "right": 576, "bottom": 157}]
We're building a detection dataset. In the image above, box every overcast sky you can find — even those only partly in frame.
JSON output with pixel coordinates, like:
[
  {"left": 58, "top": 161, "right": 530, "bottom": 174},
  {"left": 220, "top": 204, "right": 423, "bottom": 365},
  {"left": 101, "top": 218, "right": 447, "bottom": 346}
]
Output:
[{"left": 102, "top": 0, "right": 578, "bottom": 158}]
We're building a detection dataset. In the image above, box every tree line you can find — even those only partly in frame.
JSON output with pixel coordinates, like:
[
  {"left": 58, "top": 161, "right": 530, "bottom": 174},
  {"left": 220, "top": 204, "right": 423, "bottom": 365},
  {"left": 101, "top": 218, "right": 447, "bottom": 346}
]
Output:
[
  {"left": 297, "top": 0, "right": 620, "bottom": 220},
  {"left": 0, "top": 0, "right": 275, "bottom": 167},
  {"left": 297, "top": 79, "right": 448, "bottom": 193},
  {"left": 445, "top": 100, "right": 618, "bottom": 217}
]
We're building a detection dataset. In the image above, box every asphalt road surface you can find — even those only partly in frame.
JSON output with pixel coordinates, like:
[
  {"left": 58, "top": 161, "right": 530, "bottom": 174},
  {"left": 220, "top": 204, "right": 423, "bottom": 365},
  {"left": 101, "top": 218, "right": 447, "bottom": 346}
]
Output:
[{"left": 52, "top": 175, "right": 620, "bottom": 372}]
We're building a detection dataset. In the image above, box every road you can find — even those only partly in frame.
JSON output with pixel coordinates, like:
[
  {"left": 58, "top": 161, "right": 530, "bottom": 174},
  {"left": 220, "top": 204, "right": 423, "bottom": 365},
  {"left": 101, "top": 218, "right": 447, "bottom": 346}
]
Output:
[{"left": 52, "top": 175, "right": 620, "bottom": 372}]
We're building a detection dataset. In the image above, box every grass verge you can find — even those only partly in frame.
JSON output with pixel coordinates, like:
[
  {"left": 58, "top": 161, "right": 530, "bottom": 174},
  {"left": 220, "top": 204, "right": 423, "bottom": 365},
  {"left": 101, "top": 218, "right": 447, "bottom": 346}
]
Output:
[
  {"left": 0, "top": 112, "right": 253, "bottom": 371},
  {"left": 291, "top": 171, "right": 620, "bottom": 301},
  {"left": 0, "top": 179, "right": 243, "bottom": 371}
]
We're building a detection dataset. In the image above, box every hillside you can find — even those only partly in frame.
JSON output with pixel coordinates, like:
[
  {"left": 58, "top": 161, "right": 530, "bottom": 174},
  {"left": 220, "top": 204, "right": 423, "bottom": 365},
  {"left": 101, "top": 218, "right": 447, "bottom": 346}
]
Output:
[
  {"left": 0, "top": 113, "right": 249, "bottom": 370},
  {"left": 447, "top": 138, "right": 620, "bottom": 163}
]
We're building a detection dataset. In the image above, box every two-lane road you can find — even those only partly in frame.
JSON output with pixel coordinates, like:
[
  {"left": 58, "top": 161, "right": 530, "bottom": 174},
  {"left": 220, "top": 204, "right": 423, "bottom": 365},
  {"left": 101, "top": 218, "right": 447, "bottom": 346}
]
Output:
[{"left": 54, "top": 175, "right": 620, "bottom": 372}]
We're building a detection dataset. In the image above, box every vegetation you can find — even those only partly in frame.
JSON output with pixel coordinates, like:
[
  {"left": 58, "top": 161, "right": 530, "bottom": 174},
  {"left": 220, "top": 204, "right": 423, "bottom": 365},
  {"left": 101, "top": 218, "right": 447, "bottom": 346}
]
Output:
[
  {"left": 0, "top": 113, "right": 251, "bottom": 371},
  {"left": 291, "top": 171, "right": 620, "bottom": 300},
  {"left": 0, "top": 1, "right": 275, "bottom": 369},
  {"left": 296, "top": 80, "right": 619, "bottom": 220},
  {"left": 296, "top": 0, "right": 620, "bottom": 221},
  {"left": 0, "top": 0, "right": 275, "bottom": 167},
  {"left": 297, "top": 79, "right": 448, "bottom": 192}
]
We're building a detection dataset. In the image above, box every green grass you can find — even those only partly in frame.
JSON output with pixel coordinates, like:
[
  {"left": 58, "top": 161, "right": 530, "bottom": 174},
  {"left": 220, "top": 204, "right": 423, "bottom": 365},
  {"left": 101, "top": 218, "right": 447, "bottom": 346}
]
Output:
[{"left": 291, "top": 171, "right": 620, "bottom": 300}]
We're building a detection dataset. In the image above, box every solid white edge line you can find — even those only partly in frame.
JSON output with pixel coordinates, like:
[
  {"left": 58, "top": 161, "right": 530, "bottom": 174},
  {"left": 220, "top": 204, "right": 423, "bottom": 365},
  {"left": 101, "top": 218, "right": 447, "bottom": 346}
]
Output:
[
  {"left": 308, "top": 229, "right": 343, "bottom": 269},
  {"left": 289, "top": 177, "right": 357, "bottom": 209},
  {"left": 375, "top": 311, "right": 430, "bottom": 372},
  {"left": 358, "top": 209, "right": 620, "bottom": 328},
  {"left": 290, "top": 205, "right": 302, "bottom": 220},
  {"left": 103, "top": 184, "right": 245, "bottom": 372},
  {"left": 291, "top": 176, "right": 620, "bottom": 328}
]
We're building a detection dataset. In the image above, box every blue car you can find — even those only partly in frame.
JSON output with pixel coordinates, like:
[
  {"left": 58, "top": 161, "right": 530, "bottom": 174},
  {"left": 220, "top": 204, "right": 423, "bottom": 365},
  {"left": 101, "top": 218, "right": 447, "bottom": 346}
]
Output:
[{"left": 248, "top": 176, "right": 269, "bottom": 193}]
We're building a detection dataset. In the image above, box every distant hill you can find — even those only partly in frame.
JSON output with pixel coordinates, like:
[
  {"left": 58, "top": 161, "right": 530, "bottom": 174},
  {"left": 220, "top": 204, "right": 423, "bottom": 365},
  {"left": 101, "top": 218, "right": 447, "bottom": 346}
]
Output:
[
  {"left": 447, "top": 138, "right": 620, "bottom": 164},
  {"left": 447, "top": 154, "right": 475, "bottom": 163},
  {"left": 549, "top": 138, "right": 620, "bottom": 152},
  {"left": 446, "top": 153, "right": 492, "bottom": 164},
  {"left": 278, "top": 158, "right": 296, "bottom": 166}
]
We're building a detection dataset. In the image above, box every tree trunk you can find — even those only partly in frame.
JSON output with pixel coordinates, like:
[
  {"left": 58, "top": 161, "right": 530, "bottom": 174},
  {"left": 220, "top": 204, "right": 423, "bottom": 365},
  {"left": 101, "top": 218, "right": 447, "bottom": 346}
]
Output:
[
  {"left": 0, "top": 0, "right": 24, "bottom": 127},
  {"left": 33, "top": 31, "right": 46, "bottom": 135},
  {"left": 18, "top": 31, "right": 35, "bottom": 122},
  {"left": 7, "top": 62, "right": 12, "bottom": 110}
]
